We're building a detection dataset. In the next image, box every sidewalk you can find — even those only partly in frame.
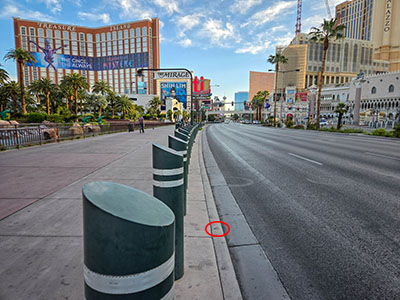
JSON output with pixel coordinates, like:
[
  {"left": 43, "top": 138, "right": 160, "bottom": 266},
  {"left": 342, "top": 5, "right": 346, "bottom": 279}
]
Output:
[{"left": 0, "top": 125, "right": 241, "bottom": 299}]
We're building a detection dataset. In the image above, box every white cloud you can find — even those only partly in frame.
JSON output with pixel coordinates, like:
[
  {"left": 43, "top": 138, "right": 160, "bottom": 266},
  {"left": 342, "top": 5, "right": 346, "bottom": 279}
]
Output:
[
  {"left": 0, "top": 3, "right": 54, "bottom": 21},
  {"left": 200, "top": 19, "right": 240, "bottom": 47},
  {"left": 152, "top": 0, "right": 179, "bottom": 15},
  {"left": 271, "top": 25, "right": 288, "bottom": 32},
  {"left": 302, "top": 15, "right": 325, "bottom": 33},
  {"left": 175, "top": 14, "right": 202, "bottom": 38},
  {"left": 115, "top": 0, "right": 154, "bottom": 19},
  {"left": 159, "top": 20, "right": 165, "bottom": 28},
  {"left": 179, "top": 38, "right": 192, "bottom": 47},
  {"left": 236, "top": 40, "right": 271, "bottom": 54},
  {"left": 40, "top": 0, "right": 62, "bottom": 14},
  {"left": 78, "top": 12, "right": 111, "bottom": 24},
  {"left": 231, "top": 0, "right": 262, "bottom": 14},
  {"left": 247, "top": 1, "right": 297, "bottom": 27},
  {"left": 274, "top": 32, "right": 294, "bottom": 46}
]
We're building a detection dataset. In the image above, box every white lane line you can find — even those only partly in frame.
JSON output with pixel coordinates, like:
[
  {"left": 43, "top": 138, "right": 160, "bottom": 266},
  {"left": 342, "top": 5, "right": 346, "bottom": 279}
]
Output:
[
  {"left": 288, "top": 153, "right": 323, "bottom": 166},
  {"left": 365, "top": 152, "right": 400, "bottom": 161}
]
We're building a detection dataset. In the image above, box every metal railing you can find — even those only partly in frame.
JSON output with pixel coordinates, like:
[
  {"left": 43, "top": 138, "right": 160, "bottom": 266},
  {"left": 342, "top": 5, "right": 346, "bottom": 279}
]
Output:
[{"left": 0, "top": 121, "right": 171, "bottom": 150}]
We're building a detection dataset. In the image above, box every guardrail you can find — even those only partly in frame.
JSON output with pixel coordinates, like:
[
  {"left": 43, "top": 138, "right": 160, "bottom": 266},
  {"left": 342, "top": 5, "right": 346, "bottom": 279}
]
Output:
[{"left": 0, "top": 121, "right": 171, "bottom": 150}]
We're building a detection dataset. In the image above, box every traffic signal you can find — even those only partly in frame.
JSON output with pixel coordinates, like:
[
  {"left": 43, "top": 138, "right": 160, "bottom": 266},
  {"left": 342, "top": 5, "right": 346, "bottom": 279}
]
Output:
[{"left": 232, "top": 101, "right": 234, "bottom": 106}]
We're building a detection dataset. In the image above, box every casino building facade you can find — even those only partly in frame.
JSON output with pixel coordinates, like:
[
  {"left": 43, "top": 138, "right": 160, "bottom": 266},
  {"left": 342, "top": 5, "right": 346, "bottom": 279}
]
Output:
[{"left": 13, "top": 17, "right": 160, "bottom": 95}]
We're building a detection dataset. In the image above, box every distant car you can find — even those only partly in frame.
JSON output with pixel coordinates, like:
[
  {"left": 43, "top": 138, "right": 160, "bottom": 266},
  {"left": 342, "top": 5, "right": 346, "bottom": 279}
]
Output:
[{"left": 320, "top": 119, "right": 328, "bottom": 127}]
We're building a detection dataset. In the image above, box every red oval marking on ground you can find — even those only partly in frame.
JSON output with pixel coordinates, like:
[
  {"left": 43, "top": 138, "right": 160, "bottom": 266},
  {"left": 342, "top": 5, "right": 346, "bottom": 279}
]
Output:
[{"left": 205, "top": 221, "right": 230, "bottom": 237}]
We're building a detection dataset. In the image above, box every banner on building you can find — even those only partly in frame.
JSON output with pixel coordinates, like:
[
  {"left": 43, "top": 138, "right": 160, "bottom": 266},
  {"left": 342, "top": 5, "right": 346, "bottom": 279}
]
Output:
[
  {"left": 286, "top": 88, "right": 296, "bottom": 103},
  {"left": 160, "top": 82, "right": 187, "bottom": 109},
  {"left": 296, "top": 92, "right": 308, "bottom": 102},
  {"left": 26, "top": 52, "right": 149, "bottom": 71},
  {"left": 154, "top": 71, "right": 191, "bottom": 79}
]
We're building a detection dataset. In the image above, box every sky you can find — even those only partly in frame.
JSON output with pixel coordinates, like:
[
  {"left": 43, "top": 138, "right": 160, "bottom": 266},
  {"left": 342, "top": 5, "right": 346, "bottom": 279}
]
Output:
[{"left": 0, "top": 0, "right": 343, "bottom": 101}]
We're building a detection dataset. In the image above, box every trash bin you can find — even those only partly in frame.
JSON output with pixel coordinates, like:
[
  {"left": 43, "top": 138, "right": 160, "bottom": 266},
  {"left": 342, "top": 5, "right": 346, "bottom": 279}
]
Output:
[
  {"left": 129, "top": 123, "right": 134, "bottom": 132},
  {"left": 83, "top": 181, "right": 175, "bottom": 300}
]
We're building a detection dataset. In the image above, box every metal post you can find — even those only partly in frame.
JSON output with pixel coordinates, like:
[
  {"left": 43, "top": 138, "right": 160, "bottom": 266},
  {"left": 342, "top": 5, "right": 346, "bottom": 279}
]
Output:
[
  {"left": 168, "top": 135, "right": 189, "bottom": 216},
  {"left": 175, "top": 130, "right": 191, "bottom": 162},
  {"left": 38, "top": 125, "right": 42, "bottom": 145},
  {"left": 153, "top": 144, "right": 185, "bottom": 280},
  {"left": 82, "top": 182, "right": 175, "bottom": 299}
]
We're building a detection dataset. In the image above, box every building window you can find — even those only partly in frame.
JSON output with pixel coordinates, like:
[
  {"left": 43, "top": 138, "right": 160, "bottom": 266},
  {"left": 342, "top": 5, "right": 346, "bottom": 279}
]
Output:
[
  {"left": 389, "top": 85, "right": 394, "bottom": 93},
  {"left": 352, "top": 44, "right": 358, "bottom": 72},
  {"left": 371, "top": 87, "right": 376, "bottom": 94},
  {"left": 343, "top": 43, "right": 349, "bottom": 71}
]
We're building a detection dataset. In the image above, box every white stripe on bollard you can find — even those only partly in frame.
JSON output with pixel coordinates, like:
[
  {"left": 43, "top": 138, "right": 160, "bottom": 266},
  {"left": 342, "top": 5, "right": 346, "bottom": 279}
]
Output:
[
  {"left": 84, "top": 253, "right": 174, "bottom": 295},
  {"left": 153, "top": 179, "right": 184, "bottom": 188},
  {"left": 153, "top": 167, "right": 184, "bottom": 176},
  {"left": 160, "top": 284, "right": 174, "bottom": 300},
  {"left": 175, "top": 150, "right": 187, "bottom": 156}
]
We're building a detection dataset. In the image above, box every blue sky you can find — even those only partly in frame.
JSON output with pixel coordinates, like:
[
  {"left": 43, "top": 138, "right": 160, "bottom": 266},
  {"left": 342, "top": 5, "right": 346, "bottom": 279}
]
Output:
[{"left": 0, "top": 0, "right": 342, "bottom": 101}]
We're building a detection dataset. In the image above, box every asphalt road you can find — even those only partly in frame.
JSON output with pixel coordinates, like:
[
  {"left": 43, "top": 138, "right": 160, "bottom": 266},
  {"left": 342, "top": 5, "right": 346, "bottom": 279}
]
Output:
[{"left": 206, "top": 123, "right": 400, "bottom": 300}]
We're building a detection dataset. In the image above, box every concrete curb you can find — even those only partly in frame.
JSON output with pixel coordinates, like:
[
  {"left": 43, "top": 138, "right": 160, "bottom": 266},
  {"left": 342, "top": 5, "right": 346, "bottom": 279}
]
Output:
[
  {"left": 198, "top": 128, "right": 243, "bottom": 300},
  {"left": 202, "top": 125, "right": 291, "bottom": 300}
]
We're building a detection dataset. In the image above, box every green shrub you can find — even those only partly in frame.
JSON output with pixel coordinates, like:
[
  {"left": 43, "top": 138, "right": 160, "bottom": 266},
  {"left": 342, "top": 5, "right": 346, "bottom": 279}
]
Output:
[
  {"left": 393, "top": 123, "right": 400, "bottom": 138},
  {"left": 285, "top": 119, "right": 294, "bottom": 128},
  {"left": 371, "top": 128, "right": 387, "bottom": 136},
  {"left": 307, "top": 123, "right": 316, "bottom": 130},
  {"left": 46, "top": 114, "right": 64, "bottom": 123},
  {"left": 342, "top": 128, "right": 367, "bottom": 133},
  {"left": 26, "top": 112, "right": 46, "bottom": 123},
  {"left": 63, "top": 115, "right": 79, "bottom": 123},
  {"left": 385, "top": 131, "right": 394, "bottom": 138},
  {"left": 294, "top": 124, "right": 305, "bottom": 129}
]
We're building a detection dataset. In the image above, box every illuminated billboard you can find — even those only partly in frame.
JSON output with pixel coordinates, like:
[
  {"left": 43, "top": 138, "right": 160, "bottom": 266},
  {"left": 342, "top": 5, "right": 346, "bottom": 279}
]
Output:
[
  {"left": 26, "top": 52, "right": 149, "bottom": 71},
  {"left": 160, "top": 82, "right": 187, "bottom": 109}
]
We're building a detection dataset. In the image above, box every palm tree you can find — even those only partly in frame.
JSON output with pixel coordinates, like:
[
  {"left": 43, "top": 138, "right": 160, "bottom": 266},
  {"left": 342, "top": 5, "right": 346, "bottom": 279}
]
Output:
[
  {"left": 4, "top": 48, "right": 37, "bottom": 115},
  {"left": 116, "top": 95, "right": 133, "bottom": 119},
  {"left": 334, "top": 102, "right": 348, "bottom": 130},
  {"left": 251, "top": 90, "right": 269, "bottom": 121},
  {"left": 92, "top": 80, "right": 111, "bottom": 116},
  {"left": 60, "top": 80, "right": 75, "bottom": 110},
  {"left": 97, "top": 95, "right": 108, "bottom": 117},
  {"left": 267, "top": 53, "right": 288, "bottom": 127},
  {"left": 28, "top": 80, "right": 42, "bottom": 104},
  {"left": 3, "top": 81, "right": 20, "bottom": 114},
  {"left": 37, "top": 78, "right": 57, "bottom": 115},
  {"left": 106, "top": 91, "right": 117, "bottom": 118},
  {"left": 147, "top": 96, "right": 162, "bottom": 114},
  {"left": 0, "top": 64, "right": 10, "bottom": 85},
  {"left": 310, "top": 17, "right": 346, "bottom": 129},
  {"left": 61, "top": 73, "right": 89, "bottom": 115}
]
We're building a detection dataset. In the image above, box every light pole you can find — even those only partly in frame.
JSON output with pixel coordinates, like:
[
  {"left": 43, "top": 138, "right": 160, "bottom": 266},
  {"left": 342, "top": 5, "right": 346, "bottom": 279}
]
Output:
[
  {"left": 308, "top": 84, "right": 318, "bottom": 126},
  {"left": 137, "top": 68, "right": 194, "bottom": 124},
  {"left": 353, "top": 72, "right": 366, "bottom": 125},
  {"left": 268, "top": 68, "right": 300, "bottom": 127}
]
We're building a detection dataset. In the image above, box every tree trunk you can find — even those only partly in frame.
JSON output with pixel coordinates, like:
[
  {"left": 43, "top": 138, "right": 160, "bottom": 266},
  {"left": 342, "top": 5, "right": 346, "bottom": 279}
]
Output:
[
  {"left": 337, "top": 114, "right": 342, "bottom": 130},
  {"left": 273, "top": 63, "right": 279, "bottom": 127},
  {"left": 316, "top": 39, "right": 329, "bottom": 129},
  {"left": 66, "top": 97, "right": 69, "bottom": 109},
  {"left": 46, "top": 92, "right": 50, "bottom": 115},
  {"left": 74, "top": 89, "right": 78, "bottom": 115},
  {"left": 19, "top": 62, "right": 27, "bottom": 115},
  {"left": 13, "top": 93, "right": 17, "bottom": 115},
  {"left": 99, "top": 107, "right": 102, "bottom": 117},
  {"left": 123, "top": 111, "right": 126, "bottom": 119},
  {"left": 70, "top": 95, "right": 73, "bottom": 111},
  {"left": 36, "top": 93, "right": 40, "bottom": 104}
]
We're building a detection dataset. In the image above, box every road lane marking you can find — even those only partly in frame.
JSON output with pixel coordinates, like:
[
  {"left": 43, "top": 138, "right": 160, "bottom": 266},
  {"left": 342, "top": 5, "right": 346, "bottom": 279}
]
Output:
[
  {"left": 288, "top": 153, "right": 323, "bottom": 166},
  {"left": 365, "top": 152, "right": 400, "bottom": 161}
]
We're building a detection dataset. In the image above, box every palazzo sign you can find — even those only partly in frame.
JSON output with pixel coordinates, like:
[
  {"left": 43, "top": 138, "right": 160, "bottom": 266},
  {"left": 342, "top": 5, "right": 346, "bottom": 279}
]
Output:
[
  {"left": 384, "top": 0, "right": 392, "bottom": 32},
  {"left": 154, "top": 71, "right": 191, "bottom": 79}
]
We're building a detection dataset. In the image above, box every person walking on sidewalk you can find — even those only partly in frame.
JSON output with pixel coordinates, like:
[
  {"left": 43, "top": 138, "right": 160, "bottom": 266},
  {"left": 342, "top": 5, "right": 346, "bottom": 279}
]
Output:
[{"left": 139, "top": 116, "right": 145, "bottom": 133}]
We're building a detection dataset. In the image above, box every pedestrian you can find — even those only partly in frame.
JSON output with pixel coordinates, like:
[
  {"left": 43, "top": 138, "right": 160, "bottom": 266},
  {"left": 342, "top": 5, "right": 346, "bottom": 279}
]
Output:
[{"left": 139, "top": 116, "right": 145, "bottom": 133}]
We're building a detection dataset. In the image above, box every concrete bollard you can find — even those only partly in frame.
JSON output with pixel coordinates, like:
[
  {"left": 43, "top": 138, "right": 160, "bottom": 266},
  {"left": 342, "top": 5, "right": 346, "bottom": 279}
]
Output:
[
  {"left": 168, "top": 135, "right": 189, "bottom": 216},
  {"left": 175, "top": 130, "right": 191, "bottom": 163},
  {"left": 152, "top": 144, "right": 185, "bottom": 280},
  {"left": 82, "top": 181, "right": 175, "bottom": 300}
]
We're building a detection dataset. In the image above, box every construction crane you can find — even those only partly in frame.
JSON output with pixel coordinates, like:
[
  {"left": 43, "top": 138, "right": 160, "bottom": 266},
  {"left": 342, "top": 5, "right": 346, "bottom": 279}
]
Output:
[
  {"left": 295, "top": 0, "right": 302, "bottom": 34},
  {"left": 325, "top": 0, "right": 332, "bottom": 19}
]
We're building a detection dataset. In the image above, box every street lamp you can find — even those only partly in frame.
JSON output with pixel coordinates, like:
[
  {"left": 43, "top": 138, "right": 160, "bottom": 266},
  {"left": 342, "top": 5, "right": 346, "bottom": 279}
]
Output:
[
  {"left": 308, "top": 84, "right": 318, "bottom": 126},
  {"left": 353, "top": 72, "right": 366, "bottom": 126},
  {"left": 137, "top": 68, "right": 194, "bottom": 124}
]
